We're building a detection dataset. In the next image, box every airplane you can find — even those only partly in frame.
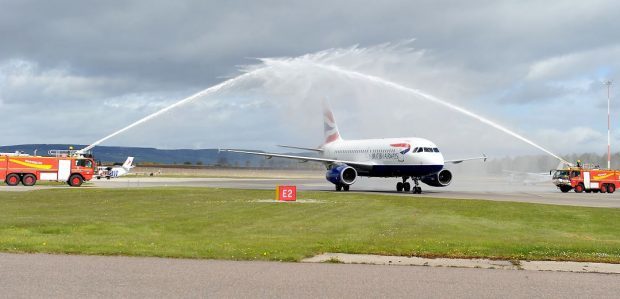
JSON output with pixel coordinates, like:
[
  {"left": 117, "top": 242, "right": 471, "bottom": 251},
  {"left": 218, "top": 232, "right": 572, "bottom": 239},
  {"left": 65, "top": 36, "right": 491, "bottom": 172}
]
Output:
[
  {"left": 96, "top": 157, "right": 135, "bottom": 179},
  {"left": 503, "top": 170, "right": 551, "bottom": 185},
  {"left": 221, "top": 102, "right": 486, "bottom": 193}
]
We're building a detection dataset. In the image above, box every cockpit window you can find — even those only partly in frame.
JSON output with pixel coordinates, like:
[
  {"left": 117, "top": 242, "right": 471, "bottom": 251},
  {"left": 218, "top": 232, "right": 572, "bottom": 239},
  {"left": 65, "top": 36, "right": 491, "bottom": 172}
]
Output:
[
  {"left": 433, "top": 148, "right": 440, "bottom": 152},
  {"left": 416, "top": 147, "right": 423, "bottom": 153},
  {"left": 423, "top": 147, "right": 432, "bottom": 152}
]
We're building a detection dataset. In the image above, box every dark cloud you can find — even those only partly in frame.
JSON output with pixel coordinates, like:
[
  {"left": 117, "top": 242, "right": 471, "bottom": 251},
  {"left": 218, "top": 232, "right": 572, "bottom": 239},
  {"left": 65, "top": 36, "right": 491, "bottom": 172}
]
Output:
[{"left": 0, "top": 0, "right": 619, "bottom": 155}]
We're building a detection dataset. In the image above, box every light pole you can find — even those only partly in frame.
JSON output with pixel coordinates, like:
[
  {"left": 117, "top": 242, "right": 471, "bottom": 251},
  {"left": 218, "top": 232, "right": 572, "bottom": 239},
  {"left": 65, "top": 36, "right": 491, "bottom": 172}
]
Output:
[{"left": 605, "top": 80, "right": 613, "bottom": 169}]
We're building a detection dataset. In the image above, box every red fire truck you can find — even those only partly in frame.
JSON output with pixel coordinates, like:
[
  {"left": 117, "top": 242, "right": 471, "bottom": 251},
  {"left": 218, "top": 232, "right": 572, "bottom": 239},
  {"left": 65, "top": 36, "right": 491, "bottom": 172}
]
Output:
[
  {"left": 552, "top": 164, "right": 620, "bottom": 193},
  {"left": 0, "top": 150, "right": 96, "bottom": 187}
]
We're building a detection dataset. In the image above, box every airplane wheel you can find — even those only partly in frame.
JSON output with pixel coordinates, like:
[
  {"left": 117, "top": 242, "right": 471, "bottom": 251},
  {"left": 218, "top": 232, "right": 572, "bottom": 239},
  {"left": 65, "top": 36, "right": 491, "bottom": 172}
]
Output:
[
  {"left": 412, "top": 187, "right": 422, "bottom": 194},
  {"left": 335, "top": 184, "right": 342, "bottom": 191},
  {"left": 6, "top": 174, "right": 20, "bottom": 186},
  {"left": 343, "top": 185, "right": 350, "bottom": 191},
  {"left": 403, "top": 182, "right": 411, "bottom": 192},
  {"left": 22, "top": 174, "right": 36, "bottom": 186},
  {"left": 608, "top": 184, "right": 616, "bottom": 194},
  {"left": 574, "top": 184, "right": 584, "bottom": 193},
  {"left": 396, "top": 182, "right": 403, "bottom": 192}
]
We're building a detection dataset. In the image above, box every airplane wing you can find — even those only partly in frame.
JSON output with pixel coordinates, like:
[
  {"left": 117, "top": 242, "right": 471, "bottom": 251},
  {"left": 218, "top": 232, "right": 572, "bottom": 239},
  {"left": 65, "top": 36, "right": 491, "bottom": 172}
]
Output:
[
  {"left": 219, "top": 149, "right": 375, "bottom": 169},
  {"left": 277, "top": 145, "right": 324, "bottom": 152},
  {"left": 445, "top": 154, "right": 487, "bottom": 164}
]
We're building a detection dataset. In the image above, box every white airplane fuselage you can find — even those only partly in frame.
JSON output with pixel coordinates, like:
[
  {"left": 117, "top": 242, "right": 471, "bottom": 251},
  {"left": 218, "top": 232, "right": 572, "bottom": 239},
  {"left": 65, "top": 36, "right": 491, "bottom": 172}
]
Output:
[{"left": 322, "top": 137, "right": 444, "bottom": 177}]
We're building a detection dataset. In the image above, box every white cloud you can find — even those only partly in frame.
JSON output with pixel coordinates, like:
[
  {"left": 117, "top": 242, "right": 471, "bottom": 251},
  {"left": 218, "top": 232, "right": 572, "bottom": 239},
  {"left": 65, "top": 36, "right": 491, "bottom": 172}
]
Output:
[
  {"left": 0, "top": 1, "right": 619, "bottom": 158},
  {"left": 526, "top": 44, "right": 620, "bottom": 81}
]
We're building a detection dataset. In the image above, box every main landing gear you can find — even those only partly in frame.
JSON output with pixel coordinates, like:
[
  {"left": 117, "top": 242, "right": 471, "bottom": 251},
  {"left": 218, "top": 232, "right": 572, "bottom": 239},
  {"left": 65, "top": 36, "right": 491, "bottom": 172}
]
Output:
[
  {"left": 335, "top": 184, "right": 350, "bottom": 192},
  {"left": 396, "top": 177, "right": 422, "bottom": 194},
  {"left": 396, "top": 177, "right": 411, "bottom": 192}
]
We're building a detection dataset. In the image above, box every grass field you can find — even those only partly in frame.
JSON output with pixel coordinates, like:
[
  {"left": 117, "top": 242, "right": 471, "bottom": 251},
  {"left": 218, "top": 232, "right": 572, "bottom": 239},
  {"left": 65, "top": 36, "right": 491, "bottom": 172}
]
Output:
[{"left": 0, "top": 187, "right": 619, "bottom": 263}]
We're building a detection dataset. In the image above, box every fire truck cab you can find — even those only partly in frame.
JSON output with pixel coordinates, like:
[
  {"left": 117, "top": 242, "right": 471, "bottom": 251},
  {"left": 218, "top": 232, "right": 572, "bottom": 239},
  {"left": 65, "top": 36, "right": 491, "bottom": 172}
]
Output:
[
  {"left": 552, "top": 164, "right": 619, "bottom": 193},
  {"left": 0, "top": 150, "right": 96, "bottom": 187}
]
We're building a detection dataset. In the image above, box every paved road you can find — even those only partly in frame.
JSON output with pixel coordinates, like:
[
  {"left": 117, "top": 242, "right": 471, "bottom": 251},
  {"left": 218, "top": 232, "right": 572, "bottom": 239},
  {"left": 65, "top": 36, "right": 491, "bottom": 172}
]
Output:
[
  {"left": 0, "top": 253, "right": 619, "bottom": 298},
  {"left": 2, "top": 175, "right": 620, "bottom": 208}
]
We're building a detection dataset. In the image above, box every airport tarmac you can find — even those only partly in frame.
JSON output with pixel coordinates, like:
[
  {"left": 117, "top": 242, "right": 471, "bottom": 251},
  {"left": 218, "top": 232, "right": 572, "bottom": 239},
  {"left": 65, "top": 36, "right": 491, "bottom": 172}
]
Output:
[
  {"left": 2, "top": 174, "right": 620, "bottom": 208},
  {"left": 84, "top": 175, "right": 620, "bottom": 208},
  {"left": 1, "top": 253, "right": 619, "bottom": 298}
]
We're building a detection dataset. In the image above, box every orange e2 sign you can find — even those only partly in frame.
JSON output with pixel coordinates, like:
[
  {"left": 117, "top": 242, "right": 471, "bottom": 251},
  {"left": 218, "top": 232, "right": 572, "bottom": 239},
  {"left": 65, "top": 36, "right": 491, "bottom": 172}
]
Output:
[{"left": 276, "top": 185, "right": 297, "bottom": 201}]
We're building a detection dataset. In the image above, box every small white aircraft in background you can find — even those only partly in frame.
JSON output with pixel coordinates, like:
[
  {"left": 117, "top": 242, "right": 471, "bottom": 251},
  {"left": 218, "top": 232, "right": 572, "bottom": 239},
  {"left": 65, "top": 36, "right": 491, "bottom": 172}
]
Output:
[
  {"left": 222, "top": 102, "right": 485, "bottom": 193},
  {"left": 503, "top": 170, "right": 551, "bottom": 185},
  {"left": 96, "top": 157, "right": 135, "bottom": 179}
]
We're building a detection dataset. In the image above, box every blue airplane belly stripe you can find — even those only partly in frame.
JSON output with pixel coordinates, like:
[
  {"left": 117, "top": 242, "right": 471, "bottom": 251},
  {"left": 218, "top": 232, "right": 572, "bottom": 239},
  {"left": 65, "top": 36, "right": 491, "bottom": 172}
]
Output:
[{"left": 366, "top": 164, "right": 444, "bottom": 177}]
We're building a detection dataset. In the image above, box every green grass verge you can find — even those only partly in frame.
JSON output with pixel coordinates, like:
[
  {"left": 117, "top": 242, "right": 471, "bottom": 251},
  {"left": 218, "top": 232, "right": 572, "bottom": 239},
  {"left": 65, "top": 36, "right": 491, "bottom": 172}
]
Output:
[{"left": 0, "top": 187, "right": 619, "bottom": 263}]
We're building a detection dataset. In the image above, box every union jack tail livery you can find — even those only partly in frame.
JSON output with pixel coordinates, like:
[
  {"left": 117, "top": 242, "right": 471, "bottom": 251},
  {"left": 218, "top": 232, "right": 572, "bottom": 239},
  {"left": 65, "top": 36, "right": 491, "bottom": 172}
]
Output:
[{"left": 323, "top": 101, "right": 342, "bottom": 145}]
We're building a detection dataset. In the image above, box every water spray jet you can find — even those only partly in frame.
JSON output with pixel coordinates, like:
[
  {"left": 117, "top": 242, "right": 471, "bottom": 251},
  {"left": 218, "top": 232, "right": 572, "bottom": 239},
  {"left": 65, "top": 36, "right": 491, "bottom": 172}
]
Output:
[
  {"left": 80, "top": 50, "right": 570, "bottom": 167},
  {"left": 261, "top": 59, "right": 569, "bottom": 165},
  {"left": 78, "top": 68, "right": 270, "bottom": 153}
]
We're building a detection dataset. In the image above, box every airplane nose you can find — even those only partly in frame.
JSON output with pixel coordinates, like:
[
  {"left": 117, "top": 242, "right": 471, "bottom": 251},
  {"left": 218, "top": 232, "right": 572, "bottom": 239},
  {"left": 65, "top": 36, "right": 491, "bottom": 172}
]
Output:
[{"left": 434, "top": 153, "right": 445, "bottom": 165}]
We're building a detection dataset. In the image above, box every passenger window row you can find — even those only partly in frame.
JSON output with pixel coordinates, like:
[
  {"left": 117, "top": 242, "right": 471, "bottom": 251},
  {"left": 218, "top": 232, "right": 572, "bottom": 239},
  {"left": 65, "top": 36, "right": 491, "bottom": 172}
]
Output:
[
  {"left": 335, "top": 149, "right": 397, "bottom": 154},
  {"left": 334, "top": 147, "right": 440, "bottom": 154}
]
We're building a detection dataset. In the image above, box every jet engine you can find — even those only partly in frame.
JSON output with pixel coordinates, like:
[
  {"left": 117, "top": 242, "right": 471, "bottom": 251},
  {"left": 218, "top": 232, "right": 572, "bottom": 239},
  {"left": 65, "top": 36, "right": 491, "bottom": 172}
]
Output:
[
  {"left": 421, "top": 169, "right": 452, "bottom": 187},
  {"left": 326, "top": 164, "right": 358, "bottom": 186}
]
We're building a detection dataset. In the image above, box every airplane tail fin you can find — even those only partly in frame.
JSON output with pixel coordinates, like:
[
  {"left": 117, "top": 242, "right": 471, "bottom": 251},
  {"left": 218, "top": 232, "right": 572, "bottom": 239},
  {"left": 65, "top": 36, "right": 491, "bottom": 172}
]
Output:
[
  {"left": 122, "top": 157, "right": 135, "bottom": 169},
  {"left": 323, "top": 100, "right": 342, "bottom": 145}
]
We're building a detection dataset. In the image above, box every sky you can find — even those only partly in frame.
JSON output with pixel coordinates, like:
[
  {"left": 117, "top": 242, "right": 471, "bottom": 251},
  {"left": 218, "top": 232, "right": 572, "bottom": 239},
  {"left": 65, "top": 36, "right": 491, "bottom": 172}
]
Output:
[{"left": 1, "top": 0, "right": 619, "bottom": 159}]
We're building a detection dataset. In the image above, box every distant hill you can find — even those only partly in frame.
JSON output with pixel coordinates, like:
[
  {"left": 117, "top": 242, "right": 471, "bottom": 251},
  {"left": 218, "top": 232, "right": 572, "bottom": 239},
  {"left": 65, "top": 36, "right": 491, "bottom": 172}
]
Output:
[{"left": 0, "top": 144, "right": 319, "bottom": 169}]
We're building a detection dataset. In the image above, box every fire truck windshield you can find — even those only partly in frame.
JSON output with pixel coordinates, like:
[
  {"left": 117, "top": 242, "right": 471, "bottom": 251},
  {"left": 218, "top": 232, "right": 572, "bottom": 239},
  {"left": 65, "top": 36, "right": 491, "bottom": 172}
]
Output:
[
  {"left": 75, "top": 159, "right": 93, "bottom": 168},
  {"left": 552, "top": 170, "right": 569, "bottom": 179}
]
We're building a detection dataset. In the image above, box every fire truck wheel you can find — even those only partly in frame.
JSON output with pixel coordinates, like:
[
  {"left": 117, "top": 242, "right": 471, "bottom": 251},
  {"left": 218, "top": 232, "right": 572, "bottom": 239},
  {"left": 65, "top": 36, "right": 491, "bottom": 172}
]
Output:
[
  {"left": 21, "top": 174, "right": 36, "bottom": 186},
  {"left": 608, "top": 184, "right": 616, "bottom": 194},
  {"left": 600, "top": 185, "right": 607, "bottom": 193},
  {"left": 68, "top": 174, "right": 83, "bottom": 187},
  {"left": 5, "top": 174, "right": 20, "bottom": 186},
  {"left": 574, "top": 184, "right": 584, "bottom": 193},
  {"left": 559, "top": 186, "right": 571, "bottom": 193}
]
